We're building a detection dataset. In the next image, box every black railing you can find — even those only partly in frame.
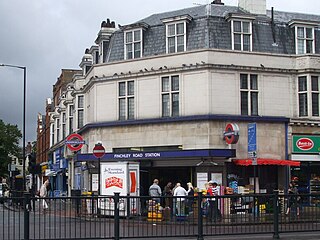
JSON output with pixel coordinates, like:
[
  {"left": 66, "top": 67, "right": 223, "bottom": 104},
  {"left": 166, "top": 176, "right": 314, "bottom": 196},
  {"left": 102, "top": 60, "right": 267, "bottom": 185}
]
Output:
[{"left": 1, "top": 192, "right": 320, "bottom": 239}]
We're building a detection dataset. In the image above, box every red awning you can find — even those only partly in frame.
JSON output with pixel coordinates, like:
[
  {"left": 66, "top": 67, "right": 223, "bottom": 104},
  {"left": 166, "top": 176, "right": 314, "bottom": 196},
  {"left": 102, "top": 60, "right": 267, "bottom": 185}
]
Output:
[{"left": 233, "top": 158, "right": 300, "bottom": 167}]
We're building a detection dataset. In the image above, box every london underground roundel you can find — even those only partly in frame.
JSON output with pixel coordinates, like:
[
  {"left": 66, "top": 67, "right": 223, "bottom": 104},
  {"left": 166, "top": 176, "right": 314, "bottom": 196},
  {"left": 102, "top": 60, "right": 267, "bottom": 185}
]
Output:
[
  {"left": 224, "top": 123, "right": 240, "bottom": 144},
  {"left": 65, "top": 133, "right": 85, "bottom": 152}
]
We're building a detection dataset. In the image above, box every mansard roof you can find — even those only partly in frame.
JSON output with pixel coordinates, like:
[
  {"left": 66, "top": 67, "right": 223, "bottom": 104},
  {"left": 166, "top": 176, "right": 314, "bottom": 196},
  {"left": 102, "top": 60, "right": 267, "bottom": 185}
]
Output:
[
  {"left": 269, "top": 9, "right": 320, "bottom": 23},
  {"left": 135, "top": 5, "right": 244, "bottom": 26},
  {"left": 136, "top": 4, "right": 320, "bottom": 26},
  {"left": 100, "top": 4, "right": 320, "bottom": 63}
]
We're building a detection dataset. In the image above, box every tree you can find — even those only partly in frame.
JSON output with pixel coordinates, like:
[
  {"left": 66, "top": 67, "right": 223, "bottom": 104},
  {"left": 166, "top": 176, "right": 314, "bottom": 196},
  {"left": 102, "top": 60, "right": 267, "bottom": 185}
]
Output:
[{"left": 0, "top": 119, "right": 22, "bottom": 176}]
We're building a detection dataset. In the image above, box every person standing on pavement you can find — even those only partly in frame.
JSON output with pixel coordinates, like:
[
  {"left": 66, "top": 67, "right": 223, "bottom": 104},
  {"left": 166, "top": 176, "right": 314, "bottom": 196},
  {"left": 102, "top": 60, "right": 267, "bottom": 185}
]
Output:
[
  {"left": 149, "top": 179, "right": 162, "bottom": 203},
  {"left": 207, "top": 181, "right": 222, "bottom": 222},
  {"left": 286, "top": 181, "right": 300, "bottom": 216},
  {"left": 173, "top": 182, "right": 187, "bottom": 216},
  {"left": 187, "top": 182, "right": 195, "bottom": 213},
  {"left": 40, "top": 179, "right": 49, "bottom": 212},
  {"left": 163, "top": 182, "right": 173, "bottom": 208}
]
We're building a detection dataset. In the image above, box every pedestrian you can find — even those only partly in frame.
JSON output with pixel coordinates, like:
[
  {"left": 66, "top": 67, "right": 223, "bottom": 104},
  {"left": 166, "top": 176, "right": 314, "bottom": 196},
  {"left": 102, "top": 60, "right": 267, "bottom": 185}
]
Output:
[
  {"left": 149, "top": 179, "right": 161, "bottom": 203},
  {"left": 207, "top": 181, "right": 222, "bottom": 222},
  {"left": 163, "top": 182, "right": 173, "bottom": 208},
  {"left": 286, "top": 181, "right": 300, "bottom": 216},
  {"left": 187, "top": 182, "right": 195, "bottom": 213},
  {"left": 173, "top": 182, "right": 187, "bottom": 216},
  {"left": 40, "top": 179, "right": 49, "bottom": 212}
]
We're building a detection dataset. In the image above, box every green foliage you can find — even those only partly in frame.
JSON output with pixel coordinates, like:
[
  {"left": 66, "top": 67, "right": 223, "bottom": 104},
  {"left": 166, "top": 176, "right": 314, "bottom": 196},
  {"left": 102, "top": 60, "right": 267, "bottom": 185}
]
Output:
[{"left": 0, "top": 119, "right": 22, "bottom": 176}]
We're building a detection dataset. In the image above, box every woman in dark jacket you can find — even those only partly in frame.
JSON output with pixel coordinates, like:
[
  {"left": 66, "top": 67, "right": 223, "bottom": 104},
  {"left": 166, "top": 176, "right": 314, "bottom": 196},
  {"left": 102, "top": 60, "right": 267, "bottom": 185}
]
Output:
[
  {"left": 286, "top": 182, "right": 300, "bottom": 216},
  {"left": 163, "top": 182, "right": 173, "bottom": 208}
]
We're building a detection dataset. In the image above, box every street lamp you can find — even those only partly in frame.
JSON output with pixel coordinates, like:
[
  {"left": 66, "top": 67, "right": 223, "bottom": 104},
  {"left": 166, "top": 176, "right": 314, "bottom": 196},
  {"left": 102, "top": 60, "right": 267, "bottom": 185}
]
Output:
[{"left": 0, "top": 63, "right": 27, "bottom": 191}]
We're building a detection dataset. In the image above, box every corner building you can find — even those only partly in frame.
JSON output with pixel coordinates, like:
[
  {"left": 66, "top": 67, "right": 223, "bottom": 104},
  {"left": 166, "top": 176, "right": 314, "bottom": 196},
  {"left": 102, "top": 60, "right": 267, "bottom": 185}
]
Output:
[{"left": 49, "top": 0, "right": 320, "bottom": 195}]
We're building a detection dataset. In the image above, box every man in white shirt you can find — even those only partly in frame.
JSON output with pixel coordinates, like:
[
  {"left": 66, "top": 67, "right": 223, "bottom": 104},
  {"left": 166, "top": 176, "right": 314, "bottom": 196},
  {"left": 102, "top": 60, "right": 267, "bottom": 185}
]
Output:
[{"left": 173, "top": 183, "right": 187, "bottom": 216}]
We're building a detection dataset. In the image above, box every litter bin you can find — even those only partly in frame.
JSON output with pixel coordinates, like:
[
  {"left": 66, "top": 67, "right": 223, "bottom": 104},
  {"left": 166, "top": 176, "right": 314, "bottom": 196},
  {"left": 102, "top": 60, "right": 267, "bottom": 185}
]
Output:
[{"left": 71, "top": 189, "right": 81, "bottom": 215}]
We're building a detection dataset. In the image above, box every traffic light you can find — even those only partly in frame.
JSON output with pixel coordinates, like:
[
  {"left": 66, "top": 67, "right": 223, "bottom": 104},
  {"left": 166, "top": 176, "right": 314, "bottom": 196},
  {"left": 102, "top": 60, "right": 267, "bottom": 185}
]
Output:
[
  {"left": 28, "top": 153, "right": 41, "bottom": 174},
  {"left": 29, "top": 153, "right": 36, "bottom": 165}
]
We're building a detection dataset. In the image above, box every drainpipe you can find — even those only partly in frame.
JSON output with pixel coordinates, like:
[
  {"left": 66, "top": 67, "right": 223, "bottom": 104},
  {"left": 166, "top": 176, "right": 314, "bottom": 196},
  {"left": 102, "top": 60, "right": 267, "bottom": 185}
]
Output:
[{"left": 285, "top": 122, "right": 289, "bottom": 189}]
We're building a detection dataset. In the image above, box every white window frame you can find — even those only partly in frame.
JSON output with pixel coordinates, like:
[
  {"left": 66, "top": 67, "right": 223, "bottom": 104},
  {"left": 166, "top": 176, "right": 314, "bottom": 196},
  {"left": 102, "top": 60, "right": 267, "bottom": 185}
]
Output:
[
  {"left": 295, "top": 26, "right": 315, "bottom": 54},
  {"left": 161, "top": 75, "right": 180, "bottom": 117},
  {"left": 240, "top": 74, "right": 258, "bottom": 116},
  {"left": 231, "top": 20, "right": 253, "bottom": 52},
  {"left": 77, "top": 95, "right": 84, "bottom": 129},
  {"left": 165, "top": 21, "right": 187, "bottom": 54},
  {"left": 298, "top": 75, "right": 320, "bottom": 117},
  {"left": 124, "top": 29, "right": 143, "bottom": 60},
  {"left": 68, "top": 105, "right": 74, "bottom": 135},
  {"left": 99, "top": 40, "right": 108, "bottom": 63},
  {"left": 51, "top": 123, "right": 55, "bottom": 146},
  {"left": 118, "top": 81, "right": 135, "bottom": 120},
  {"left": 62, "top": 112, "right": 66, "bottom": 139},
  {"left": 311, "top": 76, "right": 319, "bottom": 117},
  {"left": 56, "top": 118, "right": 60, "bottom": 143}
]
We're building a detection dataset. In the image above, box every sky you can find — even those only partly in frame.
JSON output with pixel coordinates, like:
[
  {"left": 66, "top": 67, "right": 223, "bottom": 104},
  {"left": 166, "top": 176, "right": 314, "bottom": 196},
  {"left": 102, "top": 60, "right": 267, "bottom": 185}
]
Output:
[{"left": 0, "top": 0, "right": 319, "bottom": 144}]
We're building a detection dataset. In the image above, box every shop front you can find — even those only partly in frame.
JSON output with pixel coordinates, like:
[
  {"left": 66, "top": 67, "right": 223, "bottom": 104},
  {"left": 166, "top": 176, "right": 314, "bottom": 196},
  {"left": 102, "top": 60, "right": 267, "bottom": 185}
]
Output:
[
  {"left": 75, "top": 148, "right": 236, "bottom": 195},
  {"left": 228, "top": 159, "right": 300, "bottom": 194},
  {"left": 291, "top": 135, "right": 320, "bottom": 202},
  {"left": 47, "top": 147, "right": 68, "bottom": 197}
]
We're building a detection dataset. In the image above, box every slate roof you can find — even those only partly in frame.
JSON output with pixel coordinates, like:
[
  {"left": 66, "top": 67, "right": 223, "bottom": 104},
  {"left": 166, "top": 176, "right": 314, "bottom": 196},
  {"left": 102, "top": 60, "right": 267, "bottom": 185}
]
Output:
[
  {"left": 105, "top": 4, "right": 320, "bottom": 63},
  {"left": 136, "top": 4, "right": 320, "bottom": 26},
  {"left": 268, "top": 10, "right": 320, "bottom": 23},
  {"left": 136, "top": 5, "right": 244, "bottom": 26}
]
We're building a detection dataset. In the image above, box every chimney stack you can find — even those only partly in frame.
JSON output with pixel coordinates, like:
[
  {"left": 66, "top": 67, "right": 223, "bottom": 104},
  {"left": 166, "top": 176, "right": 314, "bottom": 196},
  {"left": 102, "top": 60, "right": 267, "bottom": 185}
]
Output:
[
  {"left": 238, "top": 0, "right": 266, "bottom": 15},
  {"left": 211, "top": 0, "right": 224, "bottom": 5}
]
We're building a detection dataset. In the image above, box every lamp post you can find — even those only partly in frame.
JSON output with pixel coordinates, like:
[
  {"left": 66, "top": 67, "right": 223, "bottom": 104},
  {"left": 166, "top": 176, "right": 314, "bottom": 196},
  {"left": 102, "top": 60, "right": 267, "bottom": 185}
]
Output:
[{"left": 0, "top": 63, "right": 27, "bottom": 191}]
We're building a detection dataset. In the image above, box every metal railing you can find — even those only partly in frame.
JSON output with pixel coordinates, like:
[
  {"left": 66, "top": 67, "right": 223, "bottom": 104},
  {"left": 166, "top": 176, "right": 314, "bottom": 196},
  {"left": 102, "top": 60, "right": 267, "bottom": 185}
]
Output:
[{"left": 1, "top": 192, "right": 320, "bottom": 239}]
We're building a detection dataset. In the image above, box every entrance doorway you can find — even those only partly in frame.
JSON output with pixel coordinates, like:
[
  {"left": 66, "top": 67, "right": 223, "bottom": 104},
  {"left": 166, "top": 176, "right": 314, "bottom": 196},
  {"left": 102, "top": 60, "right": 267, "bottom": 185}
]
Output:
[{"left": 140, "top": 167, "right": 193, "bottom": 196}]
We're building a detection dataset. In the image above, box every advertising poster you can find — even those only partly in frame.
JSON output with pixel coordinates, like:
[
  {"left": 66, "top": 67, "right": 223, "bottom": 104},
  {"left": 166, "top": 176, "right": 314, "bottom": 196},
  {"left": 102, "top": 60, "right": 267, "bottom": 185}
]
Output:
[
  {"left": 197, "top": 172, "right": 208, "bottom": 191},
  {"left": 101, "top": 163, "right": 127, "bottom": 196},
  {"left": 211, "top": 173, "right": 222, "bottom": 185},
  {"left": 91, "top": 174, "right": 98, "bottom": 192}
]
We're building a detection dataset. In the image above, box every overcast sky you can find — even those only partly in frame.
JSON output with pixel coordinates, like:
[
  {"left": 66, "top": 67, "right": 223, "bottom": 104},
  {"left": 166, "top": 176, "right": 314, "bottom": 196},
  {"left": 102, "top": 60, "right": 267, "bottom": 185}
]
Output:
[{"left": 0, "top": 0, "right": 319, "bottom": 144}]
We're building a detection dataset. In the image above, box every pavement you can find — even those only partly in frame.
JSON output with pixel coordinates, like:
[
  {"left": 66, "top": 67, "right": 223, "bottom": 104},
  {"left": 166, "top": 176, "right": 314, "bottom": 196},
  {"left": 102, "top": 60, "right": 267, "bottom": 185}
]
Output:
[
  {"left": 3, "top": 201, "right": 320, "bottom": 240},
  {"left": 125, "top": 232, "right": 320, "bottom": 240}
]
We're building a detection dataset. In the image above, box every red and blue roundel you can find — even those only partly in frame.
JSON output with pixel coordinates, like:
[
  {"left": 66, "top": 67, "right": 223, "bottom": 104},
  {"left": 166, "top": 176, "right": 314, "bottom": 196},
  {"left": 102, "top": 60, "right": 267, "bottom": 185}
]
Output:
[{"left": 224, "top": 123, "right": 240, "bottom": 144}]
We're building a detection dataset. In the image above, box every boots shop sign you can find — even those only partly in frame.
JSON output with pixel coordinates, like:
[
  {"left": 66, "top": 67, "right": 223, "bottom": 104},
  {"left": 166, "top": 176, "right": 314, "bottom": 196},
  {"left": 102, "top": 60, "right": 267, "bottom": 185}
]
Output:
[{"left": 293, "top": 135, "right": 320, "bottom": 154}]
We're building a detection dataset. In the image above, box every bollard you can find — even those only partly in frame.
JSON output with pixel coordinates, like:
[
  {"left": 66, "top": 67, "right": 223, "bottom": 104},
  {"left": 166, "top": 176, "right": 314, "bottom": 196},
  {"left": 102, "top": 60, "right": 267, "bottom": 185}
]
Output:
[
  {"left": 126, "top": 193, "right": 130, "bottom": 220},
  {"left": 24, "top": 192, "right": 31, "bottom": 240},
  {"left": 114, "top": 192, "right": 120, "bottom": 240},
  {"left": 91, "top": 192, "right": 95, "bottom": 216},
  {"left": 273, "top": 191, "right": 280, "bottom": 239},
  {"left": 197, "top": 192, "right": 204, "bottom": 240}
]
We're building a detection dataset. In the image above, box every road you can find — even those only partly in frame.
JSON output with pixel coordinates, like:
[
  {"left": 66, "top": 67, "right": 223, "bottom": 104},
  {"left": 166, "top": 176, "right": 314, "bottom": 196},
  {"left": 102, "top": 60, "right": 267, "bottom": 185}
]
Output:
[{"left": 1, "top": 201, "right": 320, "bottom": 240}]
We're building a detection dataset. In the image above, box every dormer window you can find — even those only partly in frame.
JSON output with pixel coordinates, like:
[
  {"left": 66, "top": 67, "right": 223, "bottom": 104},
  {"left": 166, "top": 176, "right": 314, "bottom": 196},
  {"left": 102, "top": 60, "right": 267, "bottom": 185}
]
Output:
[
  {"left": 166, "top": 22, "right": 186, "bottom": 53},
  {"left": 231, "top": 20, "right": 252, "bottom": 51},
  {"left": 288, "top": 20, "right": 317, "bottom": 55},
  {"left": 161, "top": 15, "right": 192, "bottom": 54},
  {"left": 296, "top": 26, "right": 314, "bottom": 54},
  {"left": 124, "top": 29, "right": 142, "bottom": 59},
  {"left": 226, "top": 14, "right": 254, "bottom": 52}
]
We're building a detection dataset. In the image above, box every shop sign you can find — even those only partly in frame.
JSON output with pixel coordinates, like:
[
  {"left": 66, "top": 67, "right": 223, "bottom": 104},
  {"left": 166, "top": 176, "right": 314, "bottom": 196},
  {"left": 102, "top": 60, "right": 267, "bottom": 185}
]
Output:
[
  {"left": 224, "top": 123, "right": 240, "bottom": 144},
  {"left": 76, "top": 149, "right": 236, "bottom": 162},
  {"left": 293, "top": 135, "right": 320, "bottom": 153}
]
